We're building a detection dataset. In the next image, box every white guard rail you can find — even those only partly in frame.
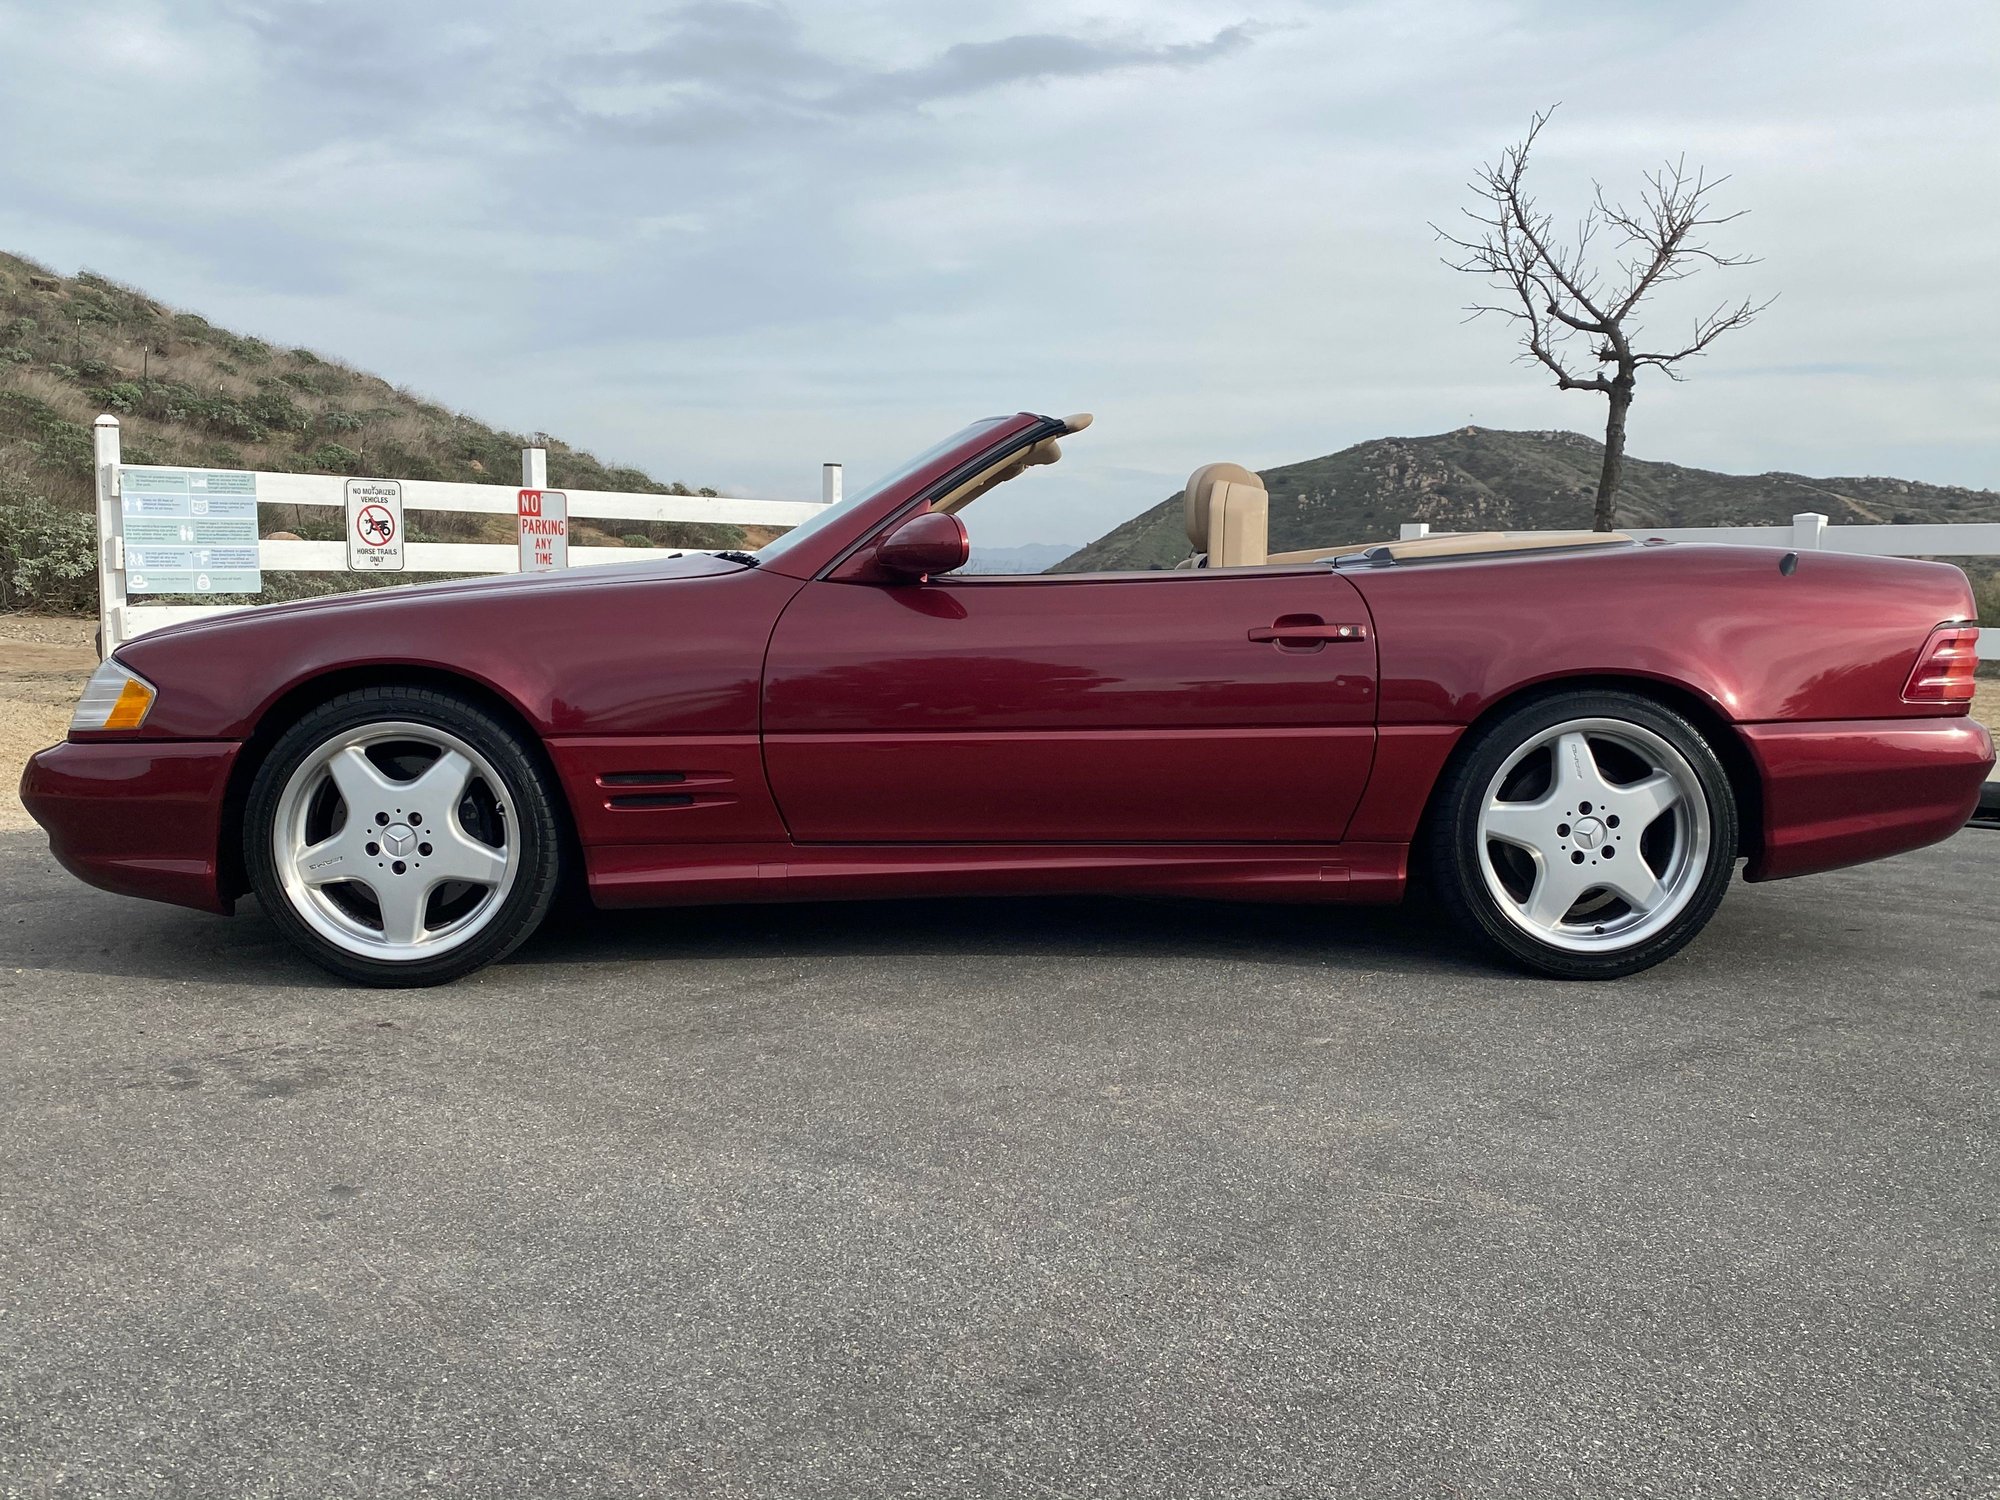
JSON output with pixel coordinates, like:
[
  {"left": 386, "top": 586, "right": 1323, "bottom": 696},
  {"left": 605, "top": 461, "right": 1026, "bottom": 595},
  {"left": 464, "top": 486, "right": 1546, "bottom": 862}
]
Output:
[
  {"left": 1397, "top": 513, "right": 2000, "bottom": 660},
  {"left": 92, "top": 415, "right": 836, "bottom": 656}
]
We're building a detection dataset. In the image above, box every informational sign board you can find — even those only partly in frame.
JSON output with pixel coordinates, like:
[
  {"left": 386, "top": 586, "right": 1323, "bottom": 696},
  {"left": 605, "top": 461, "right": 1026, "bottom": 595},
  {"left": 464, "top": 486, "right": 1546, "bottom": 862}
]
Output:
[
  {"left": 120, "top": 467, "right": 262, "bottom": 595},
  {"left": 344, "top": 479, "right": 405, "bottom": 571},
  {"left": 518, "top": 489, "right": 568, "bottom": 573}
]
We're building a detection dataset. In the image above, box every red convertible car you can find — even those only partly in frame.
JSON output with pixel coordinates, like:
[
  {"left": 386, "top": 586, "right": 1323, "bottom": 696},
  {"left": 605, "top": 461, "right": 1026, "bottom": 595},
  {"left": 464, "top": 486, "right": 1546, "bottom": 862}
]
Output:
[{"left": 22, "top": 411, "right": 1992, "bottom": 986}]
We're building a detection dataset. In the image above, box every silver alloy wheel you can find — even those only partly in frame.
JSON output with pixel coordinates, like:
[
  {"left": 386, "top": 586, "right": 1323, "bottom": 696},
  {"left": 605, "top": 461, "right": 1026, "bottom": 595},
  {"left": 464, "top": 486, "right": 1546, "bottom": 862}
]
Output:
[
  {"left": 270, "top": 721, "right": 519, "bottom": 962},
  {"left": 1475, "top": 716, "right": 1712, "bottom": 954}
]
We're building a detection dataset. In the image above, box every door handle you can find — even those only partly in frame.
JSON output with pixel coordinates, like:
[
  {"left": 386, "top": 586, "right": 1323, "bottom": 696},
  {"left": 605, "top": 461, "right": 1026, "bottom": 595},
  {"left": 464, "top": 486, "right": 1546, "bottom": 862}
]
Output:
[{"left": 1248, "top": 619, "right": 1369, "bottom": 644}]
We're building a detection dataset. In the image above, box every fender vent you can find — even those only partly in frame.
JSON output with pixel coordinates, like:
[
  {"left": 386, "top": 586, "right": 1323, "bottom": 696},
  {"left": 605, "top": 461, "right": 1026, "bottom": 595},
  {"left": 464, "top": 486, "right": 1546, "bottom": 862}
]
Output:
[
  {"left": 606, "top": 792, "right": 696, "bottom": 810},
  {"left": 601, "top": 771, "right": 687, "bottom": 787}
]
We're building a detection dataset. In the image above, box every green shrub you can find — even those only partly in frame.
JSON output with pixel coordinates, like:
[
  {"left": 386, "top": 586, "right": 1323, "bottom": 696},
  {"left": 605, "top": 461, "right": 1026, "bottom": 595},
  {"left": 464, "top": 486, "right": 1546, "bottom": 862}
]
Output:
[
  {"left": 304, "top": 442, "right": 361, "bottom": 473},
  {"left": 622, "top": 532, "right": 653, "bottom": 547},
  {"left": 318, "top": 409, "right": 365, "bottom": 434},
  {"left": 0, "top": 492, "right": 97, "bottom": 614},
  {"left": 191, "top": 397, "right": 266, "bottom": 441},
  {"left": 35, "top": 423, "right": 95, "bottom": 478},
  {"left": 101, "top": 381, "right": 144, "bottom": 414},
  {"left": 247, "top": 389, "right": 306, "bottom": 431}
]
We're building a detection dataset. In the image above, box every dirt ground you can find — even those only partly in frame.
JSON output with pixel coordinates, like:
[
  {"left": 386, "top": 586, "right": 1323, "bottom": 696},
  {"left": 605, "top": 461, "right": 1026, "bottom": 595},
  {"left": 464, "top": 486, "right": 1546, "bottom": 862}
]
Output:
[
  {"left": 0, "top": 615, "right": 97, "bottom": 831},
  {"left": 3, "top": 613, "right": 1997, "bottom": 835}
]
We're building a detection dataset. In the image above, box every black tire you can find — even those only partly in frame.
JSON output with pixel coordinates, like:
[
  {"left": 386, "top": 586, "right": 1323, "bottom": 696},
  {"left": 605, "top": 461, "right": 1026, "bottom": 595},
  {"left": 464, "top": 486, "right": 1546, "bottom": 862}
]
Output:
[
  {"left": 244, "top": 686, "right": 563, "bottom": 987},
  {"left": 1426, "top": 689, "right": 1739, "bottom": 979}
]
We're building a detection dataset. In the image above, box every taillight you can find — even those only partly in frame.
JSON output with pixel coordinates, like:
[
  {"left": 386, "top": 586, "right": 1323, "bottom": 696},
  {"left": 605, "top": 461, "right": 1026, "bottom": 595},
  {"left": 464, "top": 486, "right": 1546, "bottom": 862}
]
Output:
[{"left": 1901, "top": 623, "right": 1980, "bottom": 706}]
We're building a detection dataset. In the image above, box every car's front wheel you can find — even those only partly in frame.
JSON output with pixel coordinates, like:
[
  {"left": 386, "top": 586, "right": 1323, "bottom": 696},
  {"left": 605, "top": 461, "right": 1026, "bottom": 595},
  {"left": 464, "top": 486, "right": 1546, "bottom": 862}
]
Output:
[
  {"left": 1427, "top": 690, "right": 1738, "bottom": 979},
  {"left": 244, "top": 687, "right": 562, "bottom": 987}
]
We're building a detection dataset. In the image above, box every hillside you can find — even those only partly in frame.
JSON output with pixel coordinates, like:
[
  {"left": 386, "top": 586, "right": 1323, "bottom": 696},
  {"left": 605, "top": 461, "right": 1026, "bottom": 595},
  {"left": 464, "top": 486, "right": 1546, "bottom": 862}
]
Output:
[
  {"left": 1055, "top": 427, "right": 2000, "bottom": 577},
  {"left": 0, "top": 252, "right": 750, "bottom": 611}
]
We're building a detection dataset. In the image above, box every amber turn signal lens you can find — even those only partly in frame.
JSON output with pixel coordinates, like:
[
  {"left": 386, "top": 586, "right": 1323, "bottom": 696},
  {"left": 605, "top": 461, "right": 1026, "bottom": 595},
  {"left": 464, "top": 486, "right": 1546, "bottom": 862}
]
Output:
[
  {"left": 70, "top": 659, "right": 159, "bottom": 733},
  {"left": 1901, "top": 624, "right": 1980, "bottom": 705},
  {"left": 104, "top": 677, "right": 156, "bottom": 729}
]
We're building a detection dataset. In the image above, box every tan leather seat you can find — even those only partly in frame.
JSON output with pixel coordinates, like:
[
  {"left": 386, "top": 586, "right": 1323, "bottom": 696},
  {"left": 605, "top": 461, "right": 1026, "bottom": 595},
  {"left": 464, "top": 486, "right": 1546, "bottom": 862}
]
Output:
[{"left": 1183, "top": 462, "right": 1269, "bottom": 568}]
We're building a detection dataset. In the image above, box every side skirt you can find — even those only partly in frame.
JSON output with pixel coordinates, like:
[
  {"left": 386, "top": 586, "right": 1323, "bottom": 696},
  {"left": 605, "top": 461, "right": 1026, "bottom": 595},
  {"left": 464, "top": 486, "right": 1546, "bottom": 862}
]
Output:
[{"left": 584, "top": 841, "right": 1408, "bottom": 909}]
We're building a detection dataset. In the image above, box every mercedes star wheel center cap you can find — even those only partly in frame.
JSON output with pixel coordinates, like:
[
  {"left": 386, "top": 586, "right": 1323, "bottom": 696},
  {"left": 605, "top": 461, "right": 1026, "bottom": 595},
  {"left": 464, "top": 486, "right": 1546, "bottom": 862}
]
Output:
[
  {"left": 383, "top": 823, "right": 416, "bottom": 857},
  {"left": 1572, "top": 816, "right": 1605, "bottom": 850}
]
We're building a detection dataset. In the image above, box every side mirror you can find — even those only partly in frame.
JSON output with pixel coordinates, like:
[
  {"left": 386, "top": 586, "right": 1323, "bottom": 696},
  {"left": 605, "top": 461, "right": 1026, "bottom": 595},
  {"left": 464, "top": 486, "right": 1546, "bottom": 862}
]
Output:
[{"left": 873, "top": 511, "right": 968, "bottom": 582}]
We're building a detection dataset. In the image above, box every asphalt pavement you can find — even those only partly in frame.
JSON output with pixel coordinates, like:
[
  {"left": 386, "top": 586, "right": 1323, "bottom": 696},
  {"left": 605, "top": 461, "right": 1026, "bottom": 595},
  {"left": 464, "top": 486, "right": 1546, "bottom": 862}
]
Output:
[{"left": 1, "top": 827, "right": 1995, "bottom": 1499}]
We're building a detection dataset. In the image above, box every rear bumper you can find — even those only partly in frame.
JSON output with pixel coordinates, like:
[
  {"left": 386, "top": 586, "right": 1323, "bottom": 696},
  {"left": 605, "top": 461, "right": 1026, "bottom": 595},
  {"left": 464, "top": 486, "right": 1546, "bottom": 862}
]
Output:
[
  {"left": 1740, "top": 716, "right": 1994, "bottom": 881},
  {"left": 18, "top": 739, "right": 240, "bottom": 914}
]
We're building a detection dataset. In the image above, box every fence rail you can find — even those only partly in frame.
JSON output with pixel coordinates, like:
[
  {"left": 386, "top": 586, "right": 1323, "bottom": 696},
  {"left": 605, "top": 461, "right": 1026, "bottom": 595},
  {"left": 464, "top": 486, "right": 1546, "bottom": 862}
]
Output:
[{"left": 92, "top": 415, "right": 833, "bottom": 656}]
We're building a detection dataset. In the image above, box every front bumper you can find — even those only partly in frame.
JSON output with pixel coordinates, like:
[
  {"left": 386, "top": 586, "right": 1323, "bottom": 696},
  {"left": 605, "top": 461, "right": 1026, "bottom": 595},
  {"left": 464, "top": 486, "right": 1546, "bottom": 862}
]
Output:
[
  {"left": 18, "top": 739, "right": 241, "bottom": 914},
  {"left": 1740, "top": 716, "right": 1994, "bottom": 881}
]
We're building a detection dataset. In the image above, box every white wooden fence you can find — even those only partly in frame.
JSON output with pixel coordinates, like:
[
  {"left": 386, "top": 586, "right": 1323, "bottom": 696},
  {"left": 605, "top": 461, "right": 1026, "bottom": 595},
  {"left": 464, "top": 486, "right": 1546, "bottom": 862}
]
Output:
[
  {"left": 91, "top": 415, "right": 835, "bottom": 657},
  {"left": 1397, "top": 513, "right": 2000, "bottom": 660}
]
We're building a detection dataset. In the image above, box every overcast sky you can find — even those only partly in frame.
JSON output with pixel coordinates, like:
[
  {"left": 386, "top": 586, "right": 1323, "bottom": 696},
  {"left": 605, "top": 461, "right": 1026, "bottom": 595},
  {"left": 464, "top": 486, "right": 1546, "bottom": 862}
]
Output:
[{"left": 3, "top": 0, "right": 1996, "bottom": 546}]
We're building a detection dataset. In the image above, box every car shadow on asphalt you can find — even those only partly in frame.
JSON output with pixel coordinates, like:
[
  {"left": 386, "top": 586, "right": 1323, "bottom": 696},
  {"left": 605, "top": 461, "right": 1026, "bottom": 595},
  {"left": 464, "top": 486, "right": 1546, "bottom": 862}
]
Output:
[{"left": 513, "top": 890, "right": 1499, "bottom": 979}]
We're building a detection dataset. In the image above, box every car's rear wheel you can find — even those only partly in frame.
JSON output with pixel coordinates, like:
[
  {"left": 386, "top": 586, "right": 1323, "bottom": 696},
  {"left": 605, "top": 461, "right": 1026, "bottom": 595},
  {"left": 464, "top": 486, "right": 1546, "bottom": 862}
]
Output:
[
  {"left": 245, "top": 687, "right": 562, "bottom": 987},
  {"left": 1427, "top": 690, "right": 1738, "bottom": 979}
]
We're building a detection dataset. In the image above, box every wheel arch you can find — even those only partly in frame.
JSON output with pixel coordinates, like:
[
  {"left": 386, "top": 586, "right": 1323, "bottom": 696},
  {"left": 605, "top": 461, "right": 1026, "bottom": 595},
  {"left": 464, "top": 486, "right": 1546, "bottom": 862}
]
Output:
[
  {"left": 1415, "top": 672, "right": 1765, "bottom": 867},
  {"left": 218, "top": 665, "right": 577, "bottom": 903}
]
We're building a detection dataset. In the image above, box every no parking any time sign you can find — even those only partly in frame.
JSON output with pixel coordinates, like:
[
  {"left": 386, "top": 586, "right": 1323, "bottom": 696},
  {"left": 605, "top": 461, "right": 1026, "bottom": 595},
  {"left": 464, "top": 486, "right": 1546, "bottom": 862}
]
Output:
[
  {"left": 518, "top": 489, "right": 568, "bottom": 572},
  {"left": 344, "top": 479, "right": 404, "bottom": 570}
]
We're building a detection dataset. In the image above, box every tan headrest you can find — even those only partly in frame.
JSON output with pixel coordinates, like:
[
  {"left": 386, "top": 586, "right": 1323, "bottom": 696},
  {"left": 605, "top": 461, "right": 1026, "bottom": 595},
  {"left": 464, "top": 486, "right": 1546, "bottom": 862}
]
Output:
[{"left": 1183, "top": 462, "right": 1264, "bottom": 550}]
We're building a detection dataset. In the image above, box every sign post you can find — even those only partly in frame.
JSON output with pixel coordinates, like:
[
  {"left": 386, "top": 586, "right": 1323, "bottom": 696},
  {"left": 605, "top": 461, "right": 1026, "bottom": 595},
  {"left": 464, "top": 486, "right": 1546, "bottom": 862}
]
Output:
[
  {"left": 344, "top": 479, "right": 405, "bottom": 571},
  {"left": 517, "top": 489, "right": 568, "bottom": 573}
]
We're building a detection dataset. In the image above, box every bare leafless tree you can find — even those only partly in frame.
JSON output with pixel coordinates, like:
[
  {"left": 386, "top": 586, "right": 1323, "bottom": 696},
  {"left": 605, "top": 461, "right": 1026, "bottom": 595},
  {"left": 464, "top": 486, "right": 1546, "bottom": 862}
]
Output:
[{"left": 1437, "top": 108, "right": 1771, "bottom": 530}]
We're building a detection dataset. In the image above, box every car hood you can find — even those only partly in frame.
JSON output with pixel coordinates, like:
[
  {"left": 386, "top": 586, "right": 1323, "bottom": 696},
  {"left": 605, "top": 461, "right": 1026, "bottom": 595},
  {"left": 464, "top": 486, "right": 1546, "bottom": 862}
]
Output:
[{"left": 123, "top": 551, "right": 751, "bottom": 649}]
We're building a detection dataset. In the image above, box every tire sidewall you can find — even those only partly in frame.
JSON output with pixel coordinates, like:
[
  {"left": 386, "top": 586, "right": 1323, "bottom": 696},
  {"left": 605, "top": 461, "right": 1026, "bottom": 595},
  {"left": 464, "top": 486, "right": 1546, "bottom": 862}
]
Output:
[
  {"left": 245, "top": 687, "right": 562, "bottom": 987},
  {"left": 1431, "top": 690, "right": 1739, "bottom": 979}
]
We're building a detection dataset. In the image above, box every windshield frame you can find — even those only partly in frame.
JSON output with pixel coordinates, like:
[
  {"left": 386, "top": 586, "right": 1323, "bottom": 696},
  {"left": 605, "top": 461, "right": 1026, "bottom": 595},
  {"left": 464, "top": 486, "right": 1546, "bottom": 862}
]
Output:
[{"left": 756, "top": 413, "right": 1058, "bottom": 580}]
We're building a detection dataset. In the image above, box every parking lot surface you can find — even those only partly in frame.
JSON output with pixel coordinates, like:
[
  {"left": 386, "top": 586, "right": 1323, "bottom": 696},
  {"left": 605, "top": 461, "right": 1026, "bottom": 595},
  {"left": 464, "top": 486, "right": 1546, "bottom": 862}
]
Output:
[{"left": 2, "top": 827, "right": 1995, "bottom": 1499}]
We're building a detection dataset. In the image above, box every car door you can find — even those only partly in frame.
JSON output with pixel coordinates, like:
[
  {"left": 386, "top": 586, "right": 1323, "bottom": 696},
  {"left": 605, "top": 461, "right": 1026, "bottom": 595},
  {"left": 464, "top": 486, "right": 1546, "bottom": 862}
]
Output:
[{"left": 760, "top": 566, "right": 1378, "bottom": 843}]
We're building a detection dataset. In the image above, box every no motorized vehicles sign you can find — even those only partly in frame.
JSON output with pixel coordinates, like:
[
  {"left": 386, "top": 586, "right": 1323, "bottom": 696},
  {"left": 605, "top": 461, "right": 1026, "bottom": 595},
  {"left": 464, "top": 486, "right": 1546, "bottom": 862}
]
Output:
[
  {"left": 518, "top": 489, "right": 568, "bottom": 573},
  {"left": 345, "top": 479, "right": 404, "bottom": 570}
]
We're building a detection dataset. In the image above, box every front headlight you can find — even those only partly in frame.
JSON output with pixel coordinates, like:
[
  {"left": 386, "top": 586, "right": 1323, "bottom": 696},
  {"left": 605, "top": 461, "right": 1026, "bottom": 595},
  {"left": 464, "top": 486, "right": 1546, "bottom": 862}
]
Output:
[{"left": 71, "top": 659, "right": 158, "bottom": 733}]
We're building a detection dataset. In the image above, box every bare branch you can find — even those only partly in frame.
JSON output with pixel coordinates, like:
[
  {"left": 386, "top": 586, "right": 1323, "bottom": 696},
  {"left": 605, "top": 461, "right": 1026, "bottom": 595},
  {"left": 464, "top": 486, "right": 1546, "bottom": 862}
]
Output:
[
  {"left": 1632, "top": 294, "right": 1778, "bottom": 376},
  {"left": 1436, "top": 108, "right": 1768, "bottom": 529}
]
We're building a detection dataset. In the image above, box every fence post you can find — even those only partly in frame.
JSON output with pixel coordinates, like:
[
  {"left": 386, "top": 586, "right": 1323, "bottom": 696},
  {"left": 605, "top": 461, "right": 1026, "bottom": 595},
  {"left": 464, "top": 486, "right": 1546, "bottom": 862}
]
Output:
[
  {"left": 1791, "top": 512, "right": 1828, "bottom": 550},
  {"left": 520, "top": 445, "right": 548, "bottom": 490},
  {"left": 93, "top": 415, "right": 123, "bottom": 660},
  {"left": 822, "top": 463, "right": 842, "bottom": 507},
  {"left": 1399, "top": 522, "right": 1430, "bottom": 540}
]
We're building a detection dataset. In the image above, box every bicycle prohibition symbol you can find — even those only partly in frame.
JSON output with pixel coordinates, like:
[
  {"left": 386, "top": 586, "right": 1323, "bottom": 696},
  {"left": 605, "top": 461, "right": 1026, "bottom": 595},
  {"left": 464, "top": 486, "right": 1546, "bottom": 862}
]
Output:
[{"left": 356, "top": 504, "right": 396, "bottom": 546}]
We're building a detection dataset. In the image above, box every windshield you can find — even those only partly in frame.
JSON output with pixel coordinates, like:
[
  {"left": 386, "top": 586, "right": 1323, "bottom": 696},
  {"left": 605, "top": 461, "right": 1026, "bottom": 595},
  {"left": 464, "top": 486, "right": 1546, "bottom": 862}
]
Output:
[{"left": 755, "top": 418, "right": 1017, "bottom": 565}]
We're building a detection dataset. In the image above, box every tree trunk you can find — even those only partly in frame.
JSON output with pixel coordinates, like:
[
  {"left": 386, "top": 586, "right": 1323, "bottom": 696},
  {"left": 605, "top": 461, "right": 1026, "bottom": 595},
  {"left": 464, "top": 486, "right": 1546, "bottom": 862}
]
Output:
[{"left": 1592, "top": 376, "right": 1635, "bottom": 531}]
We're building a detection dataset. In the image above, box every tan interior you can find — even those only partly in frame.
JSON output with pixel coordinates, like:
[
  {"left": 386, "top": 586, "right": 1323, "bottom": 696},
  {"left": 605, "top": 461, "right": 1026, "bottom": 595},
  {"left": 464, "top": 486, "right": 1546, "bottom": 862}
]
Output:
[
  {"left": 1265, "top": 530, "right": 1633, "bottom": 565},
  {"left": 1205, "top": 479, "right": 1270, "bottom": 568},
  {"left": 1181, "top": 462, "right": 1261, "bottom": 552}
]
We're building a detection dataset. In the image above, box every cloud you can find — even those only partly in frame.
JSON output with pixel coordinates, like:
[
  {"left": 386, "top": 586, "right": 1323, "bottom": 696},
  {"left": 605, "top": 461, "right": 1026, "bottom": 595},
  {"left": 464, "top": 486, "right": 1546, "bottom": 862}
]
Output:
[
  {"left": 830, "top": 23, "right": 1258, "bottom": 111},
  {"left": 554, "top": 4, "right": 1257, "bottom": 142}
]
